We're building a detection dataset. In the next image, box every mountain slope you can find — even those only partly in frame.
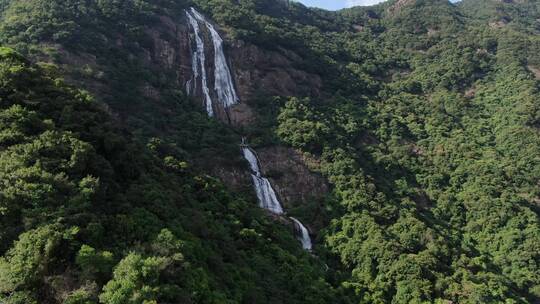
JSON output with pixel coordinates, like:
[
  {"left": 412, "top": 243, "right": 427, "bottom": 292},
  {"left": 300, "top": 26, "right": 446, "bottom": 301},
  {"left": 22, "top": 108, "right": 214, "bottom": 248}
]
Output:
[
  {"left": 0, "top": 0, "right": 540, "bottom": 303},
  {"left": 0, "top": 48, "right": 345, "bottom": 303}
]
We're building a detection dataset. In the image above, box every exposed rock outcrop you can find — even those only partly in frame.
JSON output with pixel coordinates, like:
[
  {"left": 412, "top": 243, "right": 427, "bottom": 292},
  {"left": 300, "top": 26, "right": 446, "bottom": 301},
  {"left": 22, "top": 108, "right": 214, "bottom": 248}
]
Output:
[
  {"left": 228, "top": 103, "right": 257, "bottom": 126},
  {"left": 528, "top": 65, "right": 540, "bottom": 80},
  {"left": 177, "top": 14, "right": 321, "bottom": 126},
  {"left": 210, "top": 163, "right": 253, "bottom": 195},
  {"left": 210, "top": 145, "right": 329, "bottom": 212},
  {"left": 489, "top": 16, "right": 511, "bottom": 28},
  {"left": 256, "top": 146, "right": 329, "bottom": 208},
  {"left": 49, "top": 14, "right": 192, "bottom": 105},
  {"left": 230, "top": 41, "right": 322, "bottom": 102},
  {"left": 145, "top": 16, "right": 183, "bottom": 69}
]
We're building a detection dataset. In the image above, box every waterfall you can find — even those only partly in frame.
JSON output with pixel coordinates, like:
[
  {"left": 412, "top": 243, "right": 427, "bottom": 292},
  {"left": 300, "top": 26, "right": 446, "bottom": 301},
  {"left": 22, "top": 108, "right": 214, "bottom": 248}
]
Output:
[
  {"left": 242, "top": 146, "right": 284, "bottom": 214},
  {"left": 185, "top": 9, "right": 214, "bottom": 116},
  {"left": 290, "top": 217, "right": 313, "bottom": 251},
  {"left": 184, "top": 8, "right": 313, "bottom": 251},
  {"left": 189, "top": 8, "right": 239, "bottom": 107},
  {"left": 185, "top": 7, "right": 238, "bottom": 116},
  {"left": 241, "top": 142, "right": 313, "bottom": 250}
]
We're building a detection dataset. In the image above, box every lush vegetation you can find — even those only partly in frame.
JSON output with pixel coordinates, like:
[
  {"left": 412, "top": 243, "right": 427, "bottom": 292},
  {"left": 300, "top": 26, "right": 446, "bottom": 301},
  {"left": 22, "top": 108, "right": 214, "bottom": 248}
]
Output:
[
  {"left": 0, "top": 48, "right": 346, "bottom": 303},
  {"left": 1, "top": 0, "right": 540, "bottom": 303},
  {"left": 273, "top": 1, "right": 540, "bottom": 303}
]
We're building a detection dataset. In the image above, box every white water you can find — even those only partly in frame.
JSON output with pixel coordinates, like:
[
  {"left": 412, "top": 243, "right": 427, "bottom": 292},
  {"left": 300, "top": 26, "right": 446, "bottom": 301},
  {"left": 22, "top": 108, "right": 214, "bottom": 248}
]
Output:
[
  {"left": 241, "top": 144, "right": 313, "bottom": 250},
  {"left": 242, "top": 147, "right": 284, "bottom": 214},
  {"left": 186, "top": 8, "right": 238, "bottom": 116},
  {"left": 190, "top": 8, "right": 239, "bottom": 107},
  {"left": 290, "top": 217, "right": 313, "bottom": 251},
  {"left": 185, "top": 9, "right": 214, "bottom": 116},
  {"left": 185, "top": 8, "right": 313, "bottom": 251}
]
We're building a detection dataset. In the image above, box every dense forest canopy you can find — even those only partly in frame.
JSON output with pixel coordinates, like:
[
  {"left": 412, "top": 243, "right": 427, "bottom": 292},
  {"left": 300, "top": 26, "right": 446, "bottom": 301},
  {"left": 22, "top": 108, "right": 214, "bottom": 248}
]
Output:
[{"left": 0, "top": 0, "right": 540, "bottom": 303}]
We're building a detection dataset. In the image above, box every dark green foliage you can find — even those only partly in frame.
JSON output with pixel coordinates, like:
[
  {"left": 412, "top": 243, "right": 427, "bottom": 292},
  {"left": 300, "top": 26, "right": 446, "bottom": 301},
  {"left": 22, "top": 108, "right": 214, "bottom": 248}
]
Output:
[
  {"left": 273, "top": 1, "right": 540, "bottom": 302},
  {"left": 1, "top": 0, "right": 540, "bottom": 303},
  {"left": 0, "top": 49, "right": 341, "bottom": 303},
  {"left": 277, "top": 97, "right": 331, "bottom": 151},
  {"left": 76, "top": 245, "right": 114, "bottom": 281},
  {"left": 0, "top": 225, "right": 62, "bottom": 292}
]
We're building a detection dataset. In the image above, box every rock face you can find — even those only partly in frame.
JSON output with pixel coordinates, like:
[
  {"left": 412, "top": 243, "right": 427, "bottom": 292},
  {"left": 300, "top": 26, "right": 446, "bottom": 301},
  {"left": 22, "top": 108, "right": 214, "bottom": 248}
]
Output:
[
  {"left": 256, "top": 146, "right": 329, "bottom": 208},
  {"left": 145, "top": 16, "right": 187, "bottom": 70},
  {"left": 139, "top": 15, "right": 195, "bottom": 94},
  {"left": 230, "top": 41, "right": 322, "bottom": 103},
  {"left": 210, "top": 163, "right": 254, "bottom": 195},
  {"left": 220, "top": 41, "right": 322, "bottom": 127},
  {"left": 209, "top": 146, "right": 329, "bottom": 211},
  {"left": 228, "top": 103, "right": 257, "bottom": 126},
  {"left": 226, "top": 41, "right": 322, "bottom": 126},
  {"left": 170, "top": 11, "right": 321, "bottom": 126},
  {"left": 52, "top": 14, "right": 192, "bottom": 105},
  {"left": 489, "top": 16, "right": 512, "bottom": 28},
  {"left": 528, "top": 65, "right": 540, "bottom": 80},
  {"left": 43, "top": 10, "right": 322, "bottom": 122}
]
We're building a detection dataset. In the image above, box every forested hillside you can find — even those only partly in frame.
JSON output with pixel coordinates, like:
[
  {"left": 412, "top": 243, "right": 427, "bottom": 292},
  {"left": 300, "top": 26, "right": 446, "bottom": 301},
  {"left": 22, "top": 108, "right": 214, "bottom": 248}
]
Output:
[{"left": 1, "top": 0, "right": 540, "bottom": 303}]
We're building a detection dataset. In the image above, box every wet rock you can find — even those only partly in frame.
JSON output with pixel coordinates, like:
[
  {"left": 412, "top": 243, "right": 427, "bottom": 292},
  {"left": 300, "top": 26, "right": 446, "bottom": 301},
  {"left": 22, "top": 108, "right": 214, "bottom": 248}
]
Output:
[{"left": 256, "top": 146, "right": 329, "bottom": 208}]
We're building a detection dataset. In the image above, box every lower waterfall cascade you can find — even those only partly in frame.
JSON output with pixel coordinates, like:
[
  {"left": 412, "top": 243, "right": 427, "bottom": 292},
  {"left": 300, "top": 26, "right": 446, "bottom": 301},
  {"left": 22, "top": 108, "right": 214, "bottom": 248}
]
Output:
[
  {"left": 241, "top": 145, "right": 284, "bottom": 214},
  {"left": 241, "top": 140, "right": 313, "bottom": 251},
  {"left": 290, "top": 217, "right": 313, "bottom": 251}
]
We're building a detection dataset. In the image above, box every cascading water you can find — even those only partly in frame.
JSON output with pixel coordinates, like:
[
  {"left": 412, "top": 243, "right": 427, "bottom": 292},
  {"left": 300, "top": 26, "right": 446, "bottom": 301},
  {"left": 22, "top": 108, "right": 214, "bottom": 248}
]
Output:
[
  {"left": 241, "top": 141, "right": 313, "bottom": 250},
  {"left": 184, "top": 8, "right": 312, "bottom": 250},
  {"left": 185, "top": 9, "right": 214, "bottom": 116},
  {"left": 242, "top": 146, "right": 284, "bottom": 214},
  {"left": 290, "top": 217, "right": 313, "bottom": 251},
  {"left": 185, "top": 7, "right": 238, "bottom": 116},
  {"left": 189, "top": 8, "right": 239, "bottom": 107}
]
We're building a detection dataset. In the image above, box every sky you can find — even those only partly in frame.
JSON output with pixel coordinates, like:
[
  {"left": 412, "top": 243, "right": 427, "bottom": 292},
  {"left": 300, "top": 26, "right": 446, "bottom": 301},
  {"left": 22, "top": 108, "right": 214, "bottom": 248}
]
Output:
[{"left": 297, "top": 0, "right": 387, "bottom": 10}]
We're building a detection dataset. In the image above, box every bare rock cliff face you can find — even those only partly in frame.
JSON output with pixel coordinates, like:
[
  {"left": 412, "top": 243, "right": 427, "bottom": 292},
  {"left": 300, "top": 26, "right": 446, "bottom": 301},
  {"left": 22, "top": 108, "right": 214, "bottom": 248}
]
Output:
[
  {"left": 50, "top": 14, "right": 192, "bottom": 105},
  {"left": 45, "top": 12, "right": 322, "bottom": 118},
  {"left": 387, "top": 0, "right": 417, "bottom": 15},
  {"left": 178, "top": 31, "right": 321, "bottom": 126},
  {"left": 226, "top": 41, "right": 322, "bottom": 127},
  {"left": 230, "top": 41, "right": 322, "bottom": 103},
  {"left": 528, "top": 65, "right": 540, "bottom": 79},
  {"left": 145, "top": 16, "right": 185, "bottom": 70},
  {"left": 145, "top": 15, "right": 192, "bottom": 98},
  {"left": 208, "top": 145, "right": 329, "bottom": 210},
  {"left": 210, "top": 163, "right": 254, "bottom": 196},
  {"left": 256, "top": 146, "right": 329, "bottom": 209}
]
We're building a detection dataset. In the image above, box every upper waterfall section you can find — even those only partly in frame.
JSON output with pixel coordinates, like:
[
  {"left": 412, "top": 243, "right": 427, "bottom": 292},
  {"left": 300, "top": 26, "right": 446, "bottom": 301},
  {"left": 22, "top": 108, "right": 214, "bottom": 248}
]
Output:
[{"left": 185, "top": 7, "right": 239, "bottom": 117}]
